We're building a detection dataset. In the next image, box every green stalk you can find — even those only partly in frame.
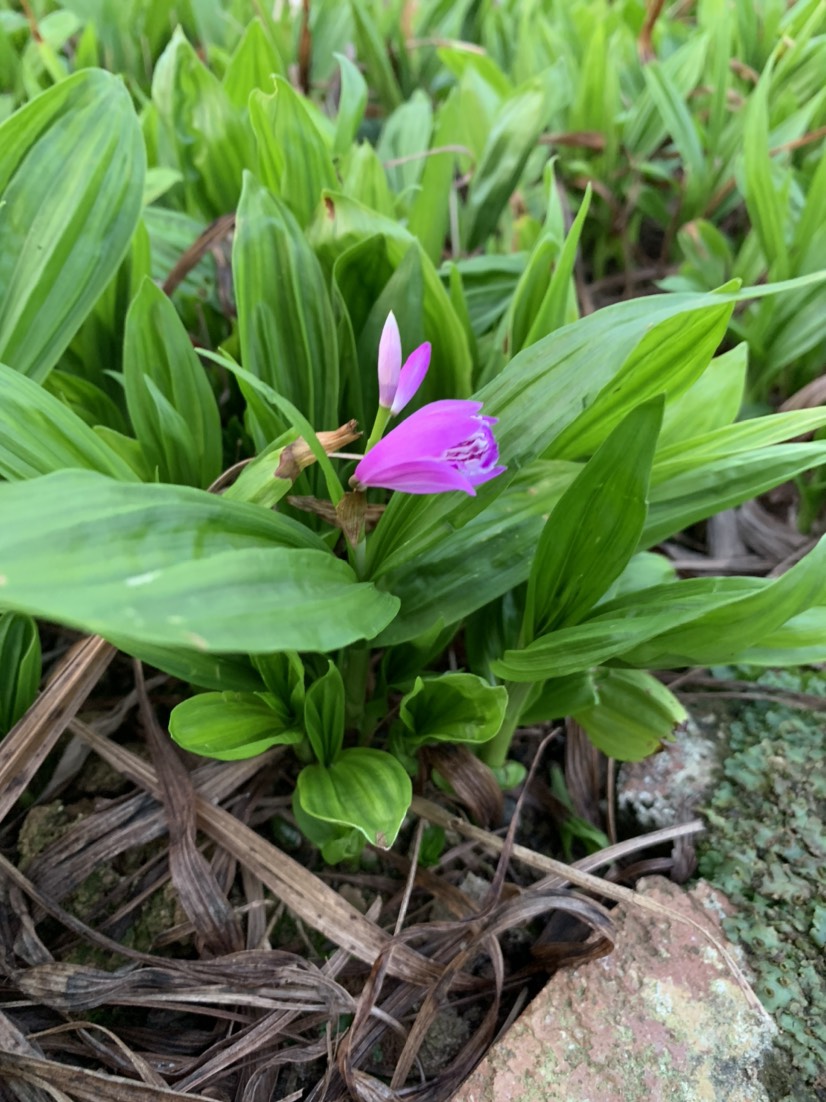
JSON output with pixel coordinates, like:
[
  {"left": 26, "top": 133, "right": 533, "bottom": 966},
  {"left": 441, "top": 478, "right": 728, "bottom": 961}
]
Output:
[
  {"left": 479, "top": 680, "right": 533, "bottom": 769},
  {"left": 342, "top": 643, "right": 370, "bottom": 733},
  {"left": 364, "top": 405, "right": 391, "bottom": 453}
]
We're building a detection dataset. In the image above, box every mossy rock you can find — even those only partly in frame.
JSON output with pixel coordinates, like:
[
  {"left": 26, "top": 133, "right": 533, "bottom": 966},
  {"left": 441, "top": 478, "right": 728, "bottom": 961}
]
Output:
[{"left": 698, "top": 668, "right": 826, "bottom": 1102}]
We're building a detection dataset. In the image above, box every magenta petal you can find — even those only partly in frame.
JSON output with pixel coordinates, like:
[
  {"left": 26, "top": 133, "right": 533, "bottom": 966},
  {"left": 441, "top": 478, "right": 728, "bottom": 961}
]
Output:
[
  {"left": 377, "top": 312, "right": 402, "bottom": 408},
  {"left": 390, "top": 342, "right": 431, "bottom": 415},
  {"left": 376, "top": 399, "right": 485, "bottom": 457},
  {"left": 354, "top": 457, "right": 476, "bottom": 495}
]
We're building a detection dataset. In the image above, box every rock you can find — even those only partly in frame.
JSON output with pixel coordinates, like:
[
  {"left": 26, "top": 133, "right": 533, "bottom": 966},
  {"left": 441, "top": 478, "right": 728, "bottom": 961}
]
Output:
[
  {"left": 618, "top": 719, "right": 721, "bottom": 828},
  {"left": 451, "top": 877, "right": 775, "bottom": 1102}
]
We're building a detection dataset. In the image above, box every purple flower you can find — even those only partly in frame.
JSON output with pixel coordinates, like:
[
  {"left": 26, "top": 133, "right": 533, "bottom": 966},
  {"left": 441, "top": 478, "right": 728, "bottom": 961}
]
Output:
[
  {"left": 376, "top": 311, "right": 432, "bottom": 416},
  {"left": 353, "top": 400, "right": 506, "bottom": 495}
]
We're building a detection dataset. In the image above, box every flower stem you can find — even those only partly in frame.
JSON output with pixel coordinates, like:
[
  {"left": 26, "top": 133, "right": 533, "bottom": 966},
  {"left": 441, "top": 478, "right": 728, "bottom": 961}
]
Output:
[
  {"left": 364, "top": 406, "right": 392, "bottom": 453},
  {"left": 342, "top": 643, "right": 370, "bottom": 732},
  {"left": 479, "top": 680, "right": 533, "bottom": 769}
]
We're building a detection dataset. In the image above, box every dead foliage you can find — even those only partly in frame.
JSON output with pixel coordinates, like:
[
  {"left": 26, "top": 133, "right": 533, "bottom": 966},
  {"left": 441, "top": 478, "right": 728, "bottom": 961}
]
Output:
[{"left": 0, "top": 634, "right": 713, "bottom": 1102}]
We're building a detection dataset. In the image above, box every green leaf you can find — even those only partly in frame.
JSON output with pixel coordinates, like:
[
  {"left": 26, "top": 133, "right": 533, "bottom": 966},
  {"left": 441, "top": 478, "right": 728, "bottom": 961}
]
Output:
[
  {"left": 373, "top": 461, "right": 579, "bottom": 646},
  {"left": 645, "top": 443, "right": 826, "bottom": 548},
  {"left": 492, "top": 580, "right": 759, "bottom": 682},
  {"left": 315, "top": 193, "right": 473, "bottom": 408},
  {"left": 111, "top": 639, "right": 263, "bottom": 693},
  {"left": 464, "top": 76, "right": 551, "bottom": 250},
  {"left": 152, "top": 27, "right": 252, "bottom": 218},
  {"left": 233, "top": 173, "right": 339, "bottom": 431},
  {"left": 296, "top": 747, "right": 412, "bottom": 848},
  {"left": 123, "top": 278, "right": 222, "bottom": 488},
  {"left": 742, "top": 66, "right": 788, "bottom": 277},
  {"left": 739, "top": 607, "right": 826, "bottom": 667},
  {"left": 643, "top": 60, "right": 707, "bottom": 210},
  {"left": 521, "top": 672, "right": 598, "bottom": 725},
  {"left": 408, "top": 88, "right": 463, "bottom": 265},
  {"left": 658, "top": 344, "right": 747, "bottom": 448},
  {"left": 0, "top": 471, "right": 399, "bottom": 653},
  {"left": 349, "top": 0, "right": 402, "bottom": 111},
  {"left": 573, "top": 670, "right": 686, "bottom": 761},
  {"left": 0, "top": 69, "right": 145, "bottom": 381},
  {"left": 618, "top": 536, "right": 826, "bottom": 668},
  {"left": 250, "top": 80, "right": 336, "bottom": 228},
  {"left": 511, "top": 185, "right": 592, "bottom": 352},
  {"left": 0, "top": 362, "right": 139, "bottom": 482},
  {"left": 333, "top": 52, "right": 368, "bottom": 156},
  {"left": 169, "top": 691, "right": 303, "bottom": 761},
  {"left": 204, "top": 352, "right": 344, "bottom": 507},
  {"left": 292, "top": 791, "right": 364, "bottom": 865},
  {"left": 304, "top": 662, "right": 345, "bottom": 767},
  {"left": 222, "top": 18, "right": 285, "bottom": 108},
  {"left": 653, "top": 408, "right": 826, "bottom": 480},
  {"left": 548, "top": 294, "right": 734, "bottom": 460},
  {"left": 525, "top": 399, "right": 663, "bottom": 639},
  {"left": 376, "top": 90, "right": 433, "bottom": 196},
  {"left": 399, "top": 673, "right": 508, "bottom": 750},
  {"left": 0, "top": 612, "right": 41, "bottom": 736}
]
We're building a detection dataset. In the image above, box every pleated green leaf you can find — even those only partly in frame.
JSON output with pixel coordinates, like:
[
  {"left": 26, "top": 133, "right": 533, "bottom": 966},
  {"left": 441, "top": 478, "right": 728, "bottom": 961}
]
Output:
[
  {"left": 739, "top": 608, "right": 826, "bottom": 667},
  {"left": 250, "top": 80, "right": 336, "bottom": 229},
  {"left": 618, "top": 536, "right": 826, "bottom": 668},
  {"left": 297, "top": 748, "right": 412, "bottom": 848},
  {"left": 0, "top": 362, "right": 139, "bottom": 482},
  {"left": 0, "top": 471, "right": 399, "bottom": 653},
  {"left": 524, "top": 399, "right": 663, "bottom": 640},
  {"left": 464, "top": 77, "right": 551, "bottom": 250},
  {"left": 152, "top": 27, "right": 252, "bottom": 218},
  {"left": 399, "top": 674, "right": 508, "bottom": 750},
  {"left": 123, "top": 278, "right": 222, "bottom": 488},
  {"left": 0, "top": 612, "right": 41, "bottom": 736},
  {"left": 644, "top": 443, "right": 826, "bottom": 548},
  {"left": 333, "top": 52, "right": 368, "bottom": 156},
  {"left": 573, "top": 670, "right": 687, "bottom": 761},
  {"left": 233, "top": 173, "right": 339, "bottom": 430},
  {"left": 373, "top": 461, "right": 579, "bottom": 646},
  {"left": 169, "top": 692, "right": 302, "bottom": 761},
  {"left": 223, "top": 18, "right": 285, "bottom": 108},
  {"left": 0, "top": 69, "right": 145, "bottom": 381}
]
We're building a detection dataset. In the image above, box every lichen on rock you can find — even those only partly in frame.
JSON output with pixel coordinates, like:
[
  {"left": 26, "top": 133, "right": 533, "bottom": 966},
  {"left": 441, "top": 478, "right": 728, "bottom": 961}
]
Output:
[{"left": 697, "top": 668, "right": 826, "bottom": 1102}]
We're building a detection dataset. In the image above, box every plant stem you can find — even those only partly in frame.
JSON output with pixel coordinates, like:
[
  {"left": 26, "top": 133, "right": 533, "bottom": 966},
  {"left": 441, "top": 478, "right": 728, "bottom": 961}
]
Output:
[
  {"left": 479, "top": 680, "right": 533, "bottom": 769},
  {"left": 364, "top": 405, "right": 391, "bottom": 453},
  {"left": 342, "top": 643, "right": 370, "bottom": 733}
]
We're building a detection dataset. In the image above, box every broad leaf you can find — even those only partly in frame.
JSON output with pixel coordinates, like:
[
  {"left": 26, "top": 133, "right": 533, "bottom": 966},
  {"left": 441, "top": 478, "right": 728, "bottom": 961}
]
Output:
[
  {"left": 304, "top": 662, "right": 345, "bottom": 766},
  {"left": 464, "top": 76, "right": 551, "bottom": 250},
  {"left": 0, "top": 69, "right": 145, "bottom": 381},
  {"left": 618, "top": 536, "right": 826, "bottom": 668},
  {"left": 0, "top": 471, "right": 399, "bottom": 653},
  {"left": 169, "top": 692, "right": 303, "bottom": 761},
  {"left": 0, "top": 363, "right": 139, "bottom": 482},
  {"left": 123, "top": 278, "right": 222, "bottom": 488},
  {"left": 296, "top": 748, "right": 411, "bottom": 849},
  {"left": 373, "top": 461, "right": 579, "bottom": 645},
  {"left": 152, "top": 27, "right": 252, "bottom": 218},
  {"left": 250, "top": 81, "right": 336, "bottom": 229},
  {"left": 525, "top": 399, "right": 663, "bottom": 639},
  {"left": 233, "top": 173, "right": 339, "bottom": 431},
  {"left": 399, "top": 673, "right": 508, "bottom": 749},
  {"left": 0, "top": 612, "right": 41, "bottom": 736},
  {"left": 573, "top": 669, "right": 687, "bottom": 761}
]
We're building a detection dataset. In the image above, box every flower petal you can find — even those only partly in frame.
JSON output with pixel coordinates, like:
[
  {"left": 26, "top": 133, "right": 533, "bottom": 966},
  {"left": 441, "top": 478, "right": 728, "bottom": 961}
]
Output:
[
  {"left": 354, "top": 457, "right": 477, "bottom": 495},
  {"left": 390, "top": 342, "right": 431, "bottom": 415},
  {"left": 377, "top": 311, "right": 402, "bottom": 408},
  {"left": 374, "top": 399, "right": 486, "bottom": 458}
]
